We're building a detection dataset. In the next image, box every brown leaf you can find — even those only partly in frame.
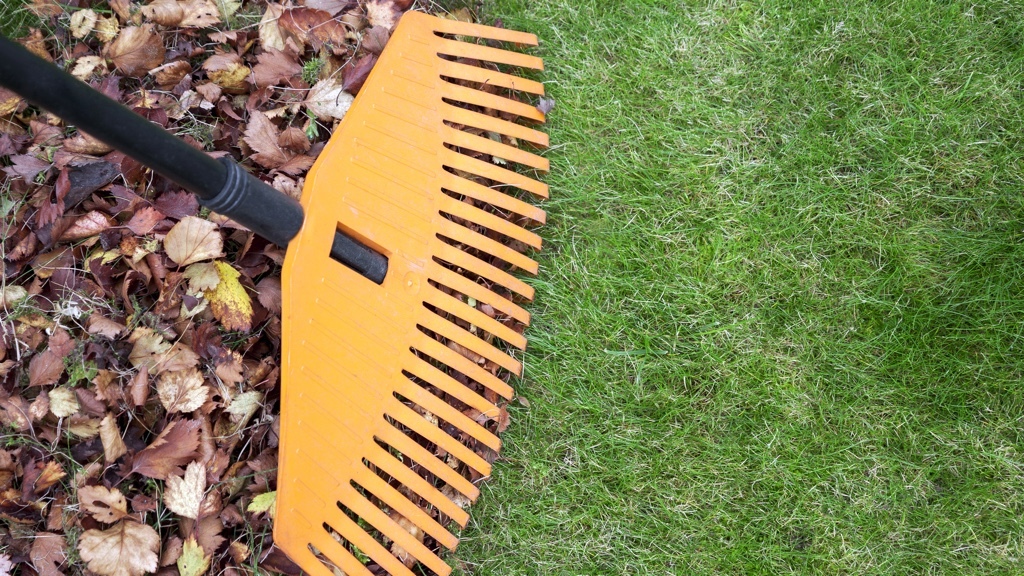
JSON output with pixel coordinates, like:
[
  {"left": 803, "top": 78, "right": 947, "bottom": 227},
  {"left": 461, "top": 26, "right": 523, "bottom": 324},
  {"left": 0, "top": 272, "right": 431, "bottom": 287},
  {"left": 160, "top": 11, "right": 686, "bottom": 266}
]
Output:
[
  {"left": 129, "top": 367, "right": 150, "bottom": 407},
  {"left": 164, "top": 216, "right": 223, "bottom": 266},
  {"left": 31, "top": 461, "right": 66, "bottom": 494},
  {"left": 150, "top": 60, "right": 192, "bottom": 89},
  {"left": 244, "top": 111, "right": 314, "bottom": 174},
  {"left": 255, "top": 276, "right": 282, "bottom": 314},
  {"left": 87, "top": 315, "right": 127, "bottom": 339},
  {"left": 131, "top": 420, "right": 201, "bottom": 479},
  {"left": 306, "top": 78, "right": 354, "bottom": 121},
  {"left": 27, "top": 0, "right": 63, "bottom": 17},
  {"left": 77, "top": 485, "right": 129, "bottom": 524},
  {"left": 4, "top": 154, "right": 50, "bottom": 180},
  {"left": 155, "top": 190, "right": 199, "bottom": 219},
  {"left": 279, "top": 8, "right": 348, "bottom": 52},
  {"left": 258, "top": 3, "right": 287, "bottom": 51},
  {"left": 60, "top": 210, "right": 115, "bottom": 241},
  {"left": 104, "top": 25, "right": 166, "bottom": 76},
  {"left": 141, "top": 0, "right": 184, "bottom": 26},
  {"left": 341, "top": 53, "right": 377, "bottom": 94},
  {"left": 63, "top": 131, "right": 114, "bottom": 155},
  {"left": 126, "top": 206, "right": 165, "bottom": 236},
  {"left": 78, "top": 520, "right": 160, "bottom": 576},
  {"left": 252, "top": 48, "right": 301, "bottom": 88},
  {"left": 28, "top": 350, "right": 64, "bottom": 387},
  {"left": 30, "top": 532, "right": 66, "bottom": 576},
  {"left": 99, "top": 414, "right": 128, "bottom": 463}
]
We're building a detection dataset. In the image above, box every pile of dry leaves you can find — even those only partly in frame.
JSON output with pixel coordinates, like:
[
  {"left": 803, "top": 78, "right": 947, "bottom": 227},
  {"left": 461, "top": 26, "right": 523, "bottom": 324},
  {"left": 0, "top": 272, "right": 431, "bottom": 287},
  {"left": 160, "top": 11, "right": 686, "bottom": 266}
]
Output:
[{"left": 0, "top": 0, "right": 543, "bottom": 574}]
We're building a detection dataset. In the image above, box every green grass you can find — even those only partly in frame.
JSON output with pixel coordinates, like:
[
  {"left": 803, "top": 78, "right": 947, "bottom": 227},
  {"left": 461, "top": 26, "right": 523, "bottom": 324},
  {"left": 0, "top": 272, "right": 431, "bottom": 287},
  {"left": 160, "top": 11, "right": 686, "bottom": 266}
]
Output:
[
  {"left": 454, "top": 1, "right": 1024, "bottom": 574},
  {"left": 0, "top": 0, "right": 41, "bottom": 38}
]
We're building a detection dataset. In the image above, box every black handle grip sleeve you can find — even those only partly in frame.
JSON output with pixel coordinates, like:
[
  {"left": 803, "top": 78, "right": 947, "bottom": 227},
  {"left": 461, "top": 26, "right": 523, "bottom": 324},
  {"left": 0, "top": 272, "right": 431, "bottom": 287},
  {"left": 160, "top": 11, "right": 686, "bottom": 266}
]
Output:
[{"left": 0, "top": 34, "right": 303, "bottom": 246}]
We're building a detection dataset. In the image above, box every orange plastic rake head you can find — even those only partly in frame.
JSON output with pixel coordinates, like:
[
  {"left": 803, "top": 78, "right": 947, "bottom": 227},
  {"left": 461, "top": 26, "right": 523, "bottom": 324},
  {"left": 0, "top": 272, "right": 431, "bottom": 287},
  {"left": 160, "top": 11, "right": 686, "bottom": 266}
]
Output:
[{"left": 276, "top": 11, "right": 548, "bottom": 576}]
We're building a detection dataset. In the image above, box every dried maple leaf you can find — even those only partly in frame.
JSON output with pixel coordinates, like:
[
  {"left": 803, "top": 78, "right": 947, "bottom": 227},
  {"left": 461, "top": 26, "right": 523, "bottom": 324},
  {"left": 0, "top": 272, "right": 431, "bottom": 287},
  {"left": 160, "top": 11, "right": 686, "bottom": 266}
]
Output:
[
  {"left": 306, "top": 78, "right": 354, "bottom": 121},
  {"left": 244, "top": 111, "right": 314, "bottom": 174},
  {"left": 126, "top": 206, "right": 165, "bottom": 236},
  {"left": 164, "top": 216, "right": 223, "bottom": 266},
  {"left": 30, "top": 532, "right": 66, "bottom": 576},
  {"left": 104, "top": 25, "right": 166, "bottom": 76},
  {"left": 157, "top": 368, "right": 209, "bottom": 414},
  {"left": 204, "top": 261, "right": 254, "bottom": 331},
  {"left": 78, "top": 485, "right": 129, "bottom": 523},
  {"left": 131, "top": 419, "right": 201, "bottom": 479},
  {"left": 72, "top": 56, "right": 107, "bottom": 80},
  {"left": 164, "top": 461, "right": 206, "bottom": 519},
  {"left": 252, "top": 48, "right": 301, "bottom": 88},
  {"left": 78, "top": 520, "right": 160, "bottom": 576},
  {"left": 99, "top": 414, "right": 128, "bottom": 463}
]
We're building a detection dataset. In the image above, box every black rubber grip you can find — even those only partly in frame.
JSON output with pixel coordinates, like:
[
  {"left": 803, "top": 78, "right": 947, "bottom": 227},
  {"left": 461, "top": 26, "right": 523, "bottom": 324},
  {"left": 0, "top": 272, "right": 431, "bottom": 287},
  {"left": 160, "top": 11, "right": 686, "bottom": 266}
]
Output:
[
  {"left": 330, "top": 231, "right": 388, "bottom": 284},
  {"left": 0, "top": 34, "right": 304, "bottom": 246}
]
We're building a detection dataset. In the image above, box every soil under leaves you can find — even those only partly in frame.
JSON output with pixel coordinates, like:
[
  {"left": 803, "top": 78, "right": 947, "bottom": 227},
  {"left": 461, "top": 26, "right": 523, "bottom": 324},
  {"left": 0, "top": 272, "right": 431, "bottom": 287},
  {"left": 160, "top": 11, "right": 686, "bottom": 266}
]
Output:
[{"left": 0, "top": 1, "right": 542, "bottom": 574}]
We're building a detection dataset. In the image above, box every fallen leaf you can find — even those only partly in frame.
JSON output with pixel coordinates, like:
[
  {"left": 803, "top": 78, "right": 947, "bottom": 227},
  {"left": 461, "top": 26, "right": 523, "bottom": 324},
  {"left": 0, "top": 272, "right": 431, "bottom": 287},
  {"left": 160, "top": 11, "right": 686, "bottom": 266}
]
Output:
[
  {"left": 0, "top": 553, "right": 12, "bottom": 576},
  {"left": 141, "top": 0, "right": 184, "bottom": 26},
  {"left": 60, "top": 210, "right": 115, "bottom": 241},
  {"left": 30, "top": 532, "right": 66, "bottom": 576},
  {"left": 389, "top": 512, "right": 424, "bottom": 569},
  {"left": 226, "top": 391, "right": 261, "bottom": 428},
  {"left": 306, "top": 78, "right": 354, "bottom": 121},
  {"left": 99, "top": 414, "right": 128, "bottom": 463},
  {"left": 203, "top": 53, "right": 250, "bottom": 93},
  {"left": 180, "top": 0, "right": 221, "bottom": 27},
  {"left": 177, "top": 537, "right": 211, "bottom": 576},
  {"left": 258, "top": 3, "right": 287, "bottom": 51},
  {"left": 29, "top": 351, "right": 64, "bottom": 387},
  {"left": 78, "top": 485, "right": 129, "bottom": 524},
  {"left": 164, "top": 461, "right": 206, "bottom": 519},
  {"left": 104, "top": 25, "right": 166, "bottom": 76},
  {"left": 95, "top": 15, "right": 120, "bottom": 42},
  {"left": 5, "top": 154, "right": 50, "bottom": 181},
  {"left": 183, "top": 262, "right": 221, "bottom": 293},
  {"left": 149, "top": 61, "right": 192, "bottom": 90},
  {"left": 279, "top": 8, "right": 349, "bottom": 52},
  {"left": 252, "top": 48, "right": 301, "bottom": 87},
  {"left": 64, "top": 131, "right": 114, "bottom": 155},
  {"left": 48, "top": 387, "right": 80, "bottom": 418},
  {"left": 126, "top": 206, "right": 166, "bottom": 236},
  {"left": 204, "top": 261, "right": 253, "bottom": 331},
  {"left": 341, "top": 53, "right": 377, "bottom": 94},
  {"left": 78, "top": 520, "right": 160, "bottom": 576},
  {"left": 158, "top": 368, "right": 209, "bottom": 414},
  {"left": 131, "top": 420, "right": 201, "bottom": 479},
  {"left": 70, "top": 9, "right": 98, "bottom": 38},
  {"left": 365, "top": 0, "right": 401, "bottom": 30},
  {"left": 164, "top": 216, "right": 223, "bottom": 266},
  {"left": 246, "top": 491, "right": 276, "bottom": 518},
  {"left": 27, "top": 0, "right": 63, "bottom": 17},
  {"left": 87, "top": 315, "right": 126, "bottom": 339},
  {"left": 31, "top": 461, "right": 66, "bottom": 494},
  {"left": 256, "top": 276, "right": 281, "bottom": 313},
  {"left": 244, "top": 111, "right": 314, "bottom": 174}
]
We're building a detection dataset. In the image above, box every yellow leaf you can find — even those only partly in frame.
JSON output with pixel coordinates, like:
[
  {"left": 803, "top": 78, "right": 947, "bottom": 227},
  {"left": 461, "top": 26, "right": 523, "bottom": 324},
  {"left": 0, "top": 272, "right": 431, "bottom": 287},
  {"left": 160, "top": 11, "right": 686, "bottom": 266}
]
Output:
[
  {"left": 177, "top": 537, "right": 211, "bottom": 576},
  {"left": 247, "top": 491, "right": 276, "bottom": 518},
  {"left": 204, "top": 261, "right": 253, "bottom": 332}
]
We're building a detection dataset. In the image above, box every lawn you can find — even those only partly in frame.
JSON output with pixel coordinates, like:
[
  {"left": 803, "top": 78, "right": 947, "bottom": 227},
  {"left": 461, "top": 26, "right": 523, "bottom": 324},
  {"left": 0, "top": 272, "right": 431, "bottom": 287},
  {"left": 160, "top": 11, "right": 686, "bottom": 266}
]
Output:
[{"left": 452, "top": 0, "right": 1024, "bottom": 574}]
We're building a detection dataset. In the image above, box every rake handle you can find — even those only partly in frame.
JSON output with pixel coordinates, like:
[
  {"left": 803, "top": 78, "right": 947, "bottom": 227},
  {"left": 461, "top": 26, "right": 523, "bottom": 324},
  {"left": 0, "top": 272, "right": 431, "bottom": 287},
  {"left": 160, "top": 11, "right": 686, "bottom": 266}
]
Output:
[{"left": 0, "top": 35, "right": 303, "bottom": 247}]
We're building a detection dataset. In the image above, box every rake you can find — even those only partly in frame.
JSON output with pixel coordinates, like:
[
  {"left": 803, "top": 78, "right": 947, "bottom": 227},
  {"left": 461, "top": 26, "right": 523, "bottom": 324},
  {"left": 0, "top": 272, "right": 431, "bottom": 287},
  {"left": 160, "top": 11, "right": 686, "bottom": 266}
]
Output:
[{"left": 0, "top": 10, "right": 548, "bottom": 576}]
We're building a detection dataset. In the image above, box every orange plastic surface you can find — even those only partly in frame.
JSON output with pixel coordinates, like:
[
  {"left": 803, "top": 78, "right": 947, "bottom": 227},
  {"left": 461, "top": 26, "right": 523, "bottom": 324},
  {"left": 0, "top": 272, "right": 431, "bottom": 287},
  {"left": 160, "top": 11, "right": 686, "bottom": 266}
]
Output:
[{"left": 276, "top": 11, "right": 548, "bottom": 576}]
